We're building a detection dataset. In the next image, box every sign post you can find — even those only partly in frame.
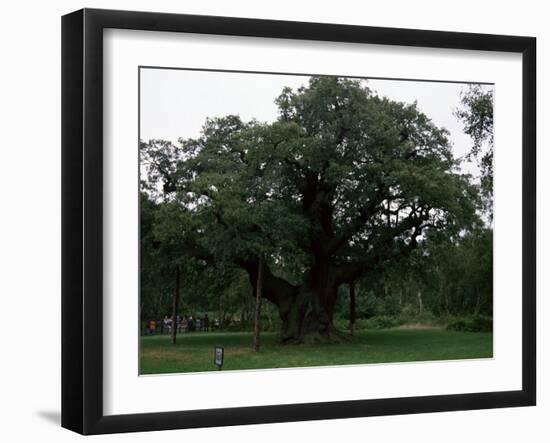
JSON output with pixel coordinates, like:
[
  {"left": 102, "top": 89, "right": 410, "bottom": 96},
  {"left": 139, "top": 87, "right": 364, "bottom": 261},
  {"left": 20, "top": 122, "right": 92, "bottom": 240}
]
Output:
[{"left": 214, "top": 345, "right": 224, "bottom": 371}]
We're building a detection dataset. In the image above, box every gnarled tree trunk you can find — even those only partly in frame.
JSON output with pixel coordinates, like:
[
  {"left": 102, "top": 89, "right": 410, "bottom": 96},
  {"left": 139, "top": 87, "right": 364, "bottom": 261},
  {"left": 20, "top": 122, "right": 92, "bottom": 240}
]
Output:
[
  {"left": 277, "top": 285, "right": 340, "bottom": 344},
  {"left": 238, "top": 257, "right": 348, "bottom": 344}
]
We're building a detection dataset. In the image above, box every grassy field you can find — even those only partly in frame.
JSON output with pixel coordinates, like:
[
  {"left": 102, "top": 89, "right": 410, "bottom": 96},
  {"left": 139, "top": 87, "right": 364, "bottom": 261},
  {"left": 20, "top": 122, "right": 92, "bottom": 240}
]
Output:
[{"left": 140, "top": 328, "right": 493, "bottom": 374}]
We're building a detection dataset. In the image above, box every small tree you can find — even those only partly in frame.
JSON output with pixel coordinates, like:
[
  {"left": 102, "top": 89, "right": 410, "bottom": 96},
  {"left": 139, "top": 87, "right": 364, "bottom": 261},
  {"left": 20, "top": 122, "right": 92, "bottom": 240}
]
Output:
[{"left": 455, "top": 85, "right": 494, "bottom": 218}]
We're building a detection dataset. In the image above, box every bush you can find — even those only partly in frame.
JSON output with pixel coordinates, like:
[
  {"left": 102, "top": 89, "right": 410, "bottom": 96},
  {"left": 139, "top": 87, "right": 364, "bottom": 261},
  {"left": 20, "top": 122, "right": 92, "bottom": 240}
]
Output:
[
  {"left": 397, "top": 307, "right": 440, "bottom": 327},
  {"left": 332, "top": 315, "right": 350, "bottom": 330},
  {"left": 382, "top": 294, "right": 402, "bottom": 316},
  {"left": 365, "top": 315, "right": 403, "bottom": 330},
  {"left": 363, "top": 292, "right": 383, "bottom": 318},
  {"left": 446, "top": 315, "right": 493, "bottom": 332},
  {"left": 470, "top": 315, "right": 493, "bottom": 332},
  {"left": 399, "top": 304, "right": 419, "bottom": 320},
  {"left": 446, "top": 319, "right": 467, "bottom": 331}
]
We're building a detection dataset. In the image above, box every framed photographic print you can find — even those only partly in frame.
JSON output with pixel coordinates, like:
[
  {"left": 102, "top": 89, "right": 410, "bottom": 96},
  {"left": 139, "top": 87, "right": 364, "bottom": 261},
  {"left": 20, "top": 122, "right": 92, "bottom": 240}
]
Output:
[{"left": 61, "top": 8, "right": 536, "bottom": 435}]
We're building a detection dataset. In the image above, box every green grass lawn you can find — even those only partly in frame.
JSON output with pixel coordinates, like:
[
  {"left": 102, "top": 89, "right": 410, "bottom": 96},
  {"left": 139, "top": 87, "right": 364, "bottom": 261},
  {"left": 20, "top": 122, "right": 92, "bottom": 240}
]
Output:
[{"left": 140, "top": 328, "right": 493, "bottom": 374}]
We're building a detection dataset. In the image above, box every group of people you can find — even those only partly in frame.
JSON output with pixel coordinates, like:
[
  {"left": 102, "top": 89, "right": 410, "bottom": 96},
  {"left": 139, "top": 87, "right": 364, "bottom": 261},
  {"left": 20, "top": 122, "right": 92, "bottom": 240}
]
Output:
[{"left": 146, "top": 314, "right": 217, "bottom": 335}]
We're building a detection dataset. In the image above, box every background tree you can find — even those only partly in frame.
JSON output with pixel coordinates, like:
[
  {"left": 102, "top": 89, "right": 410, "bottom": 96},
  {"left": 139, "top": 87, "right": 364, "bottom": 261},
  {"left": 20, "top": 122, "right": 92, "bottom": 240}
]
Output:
[{"left": 455, "top": 85, "right": 494, "bottom": 217}]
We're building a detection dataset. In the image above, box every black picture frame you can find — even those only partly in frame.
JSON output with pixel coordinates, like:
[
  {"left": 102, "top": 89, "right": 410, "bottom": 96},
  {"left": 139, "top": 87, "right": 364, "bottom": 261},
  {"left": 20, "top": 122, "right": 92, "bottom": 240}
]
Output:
[{"left": 62, "top": 8, "right": 536, "bottom": 435}]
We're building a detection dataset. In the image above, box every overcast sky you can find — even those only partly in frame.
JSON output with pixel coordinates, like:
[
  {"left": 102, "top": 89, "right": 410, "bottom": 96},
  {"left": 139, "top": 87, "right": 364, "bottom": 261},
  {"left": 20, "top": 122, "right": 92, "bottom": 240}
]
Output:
[{"left": 140, "top": 68, "right": 493, "bottom": 178}]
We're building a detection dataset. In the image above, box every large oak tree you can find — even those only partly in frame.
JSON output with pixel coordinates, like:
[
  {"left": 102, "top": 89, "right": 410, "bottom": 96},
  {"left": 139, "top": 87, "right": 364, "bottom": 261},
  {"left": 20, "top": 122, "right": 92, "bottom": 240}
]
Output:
[{"left": 141, "top": 77, "right": 477, "bottom": 343}]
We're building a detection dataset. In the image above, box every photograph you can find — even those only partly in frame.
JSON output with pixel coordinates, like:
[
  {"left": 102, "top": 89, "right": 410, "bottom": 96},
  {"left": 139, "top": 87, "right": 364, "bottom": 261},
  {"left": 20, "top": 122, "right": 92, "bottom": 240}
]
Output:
[
  {"left": 138, "top": 68, "right": 494, "bottom": 375},
  {"left": 1, "top": 0, "right": 543, "bottom": 439}
]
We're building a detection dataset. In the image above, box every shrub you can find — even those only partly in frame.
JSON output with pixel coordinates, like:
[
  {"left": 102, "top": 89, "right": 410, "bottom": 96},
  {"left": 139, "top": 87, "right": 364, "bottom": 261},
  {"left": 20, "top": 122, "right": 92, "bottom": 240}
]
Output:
[
  {"left": 397, "top": 307, "right": 439, "bottom": 327},
  {"left": 400, "top": 304, "right": 419, "bottom": 320},
  {"left": 446, "top": 315, "right": 493, "bottom": 332},
  {"left": 383, "top": 294, "right": 402, "bottom": 316},
  {"left": 469, "top": 315, "right": 493, "bottom": 332},
  {"left": 446, "top": 319, "right": 467, "bottom": 331},
  {"left": 365, "top": 315, "right": 403, "bottom": 330}
]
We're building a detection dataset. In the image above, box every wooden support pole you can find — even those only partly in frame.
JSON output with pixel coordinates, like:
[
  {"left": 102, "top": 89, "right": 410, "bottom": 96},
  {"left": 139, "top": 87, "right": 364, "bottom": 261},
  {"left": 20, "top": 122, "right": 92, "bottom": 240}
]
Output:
[
  {"left": 171, "top": 264, "right": 181, "bottom": 345},
  {"left": 253, "top": 257, "right": 263, "bottom": 352}
]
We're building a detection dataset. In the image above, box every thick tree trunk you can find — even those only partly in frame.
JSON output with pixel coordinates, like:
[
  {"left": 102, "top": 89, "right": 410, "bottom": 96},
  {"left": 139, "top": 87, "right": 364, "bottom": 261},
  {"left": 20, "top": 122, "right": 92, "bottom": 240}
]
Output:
[
  {"left": 277, "top": 264, "right": 351, "bottom": 344},
  {"left": 171, "top": 264, "right": 181, "bottom": 345},
  {"left": 277, "top": 286, "right": 343, "bottom": 344},
  {"left": 280, "top": 254, "right": 349, "bottom": 344},
  {"left": 238, "top": 256, "right": 348, "bottom": 344}
]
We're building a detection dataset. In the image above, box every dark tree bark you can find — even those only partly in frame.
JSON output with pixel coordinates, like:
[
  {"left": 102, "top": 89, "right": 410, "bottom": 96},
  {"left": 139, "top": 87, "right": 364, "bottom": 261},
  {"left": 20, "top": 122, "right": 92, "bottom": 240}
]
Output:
[
  {"left": 171, "top": 264, "right": 181, "bottom": 345},
  {"left": 278, "top": 282, "right": 341, "bottom": 344},
  {"left": 238, "top": 256, "right": 348, "bottom": 344}
]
